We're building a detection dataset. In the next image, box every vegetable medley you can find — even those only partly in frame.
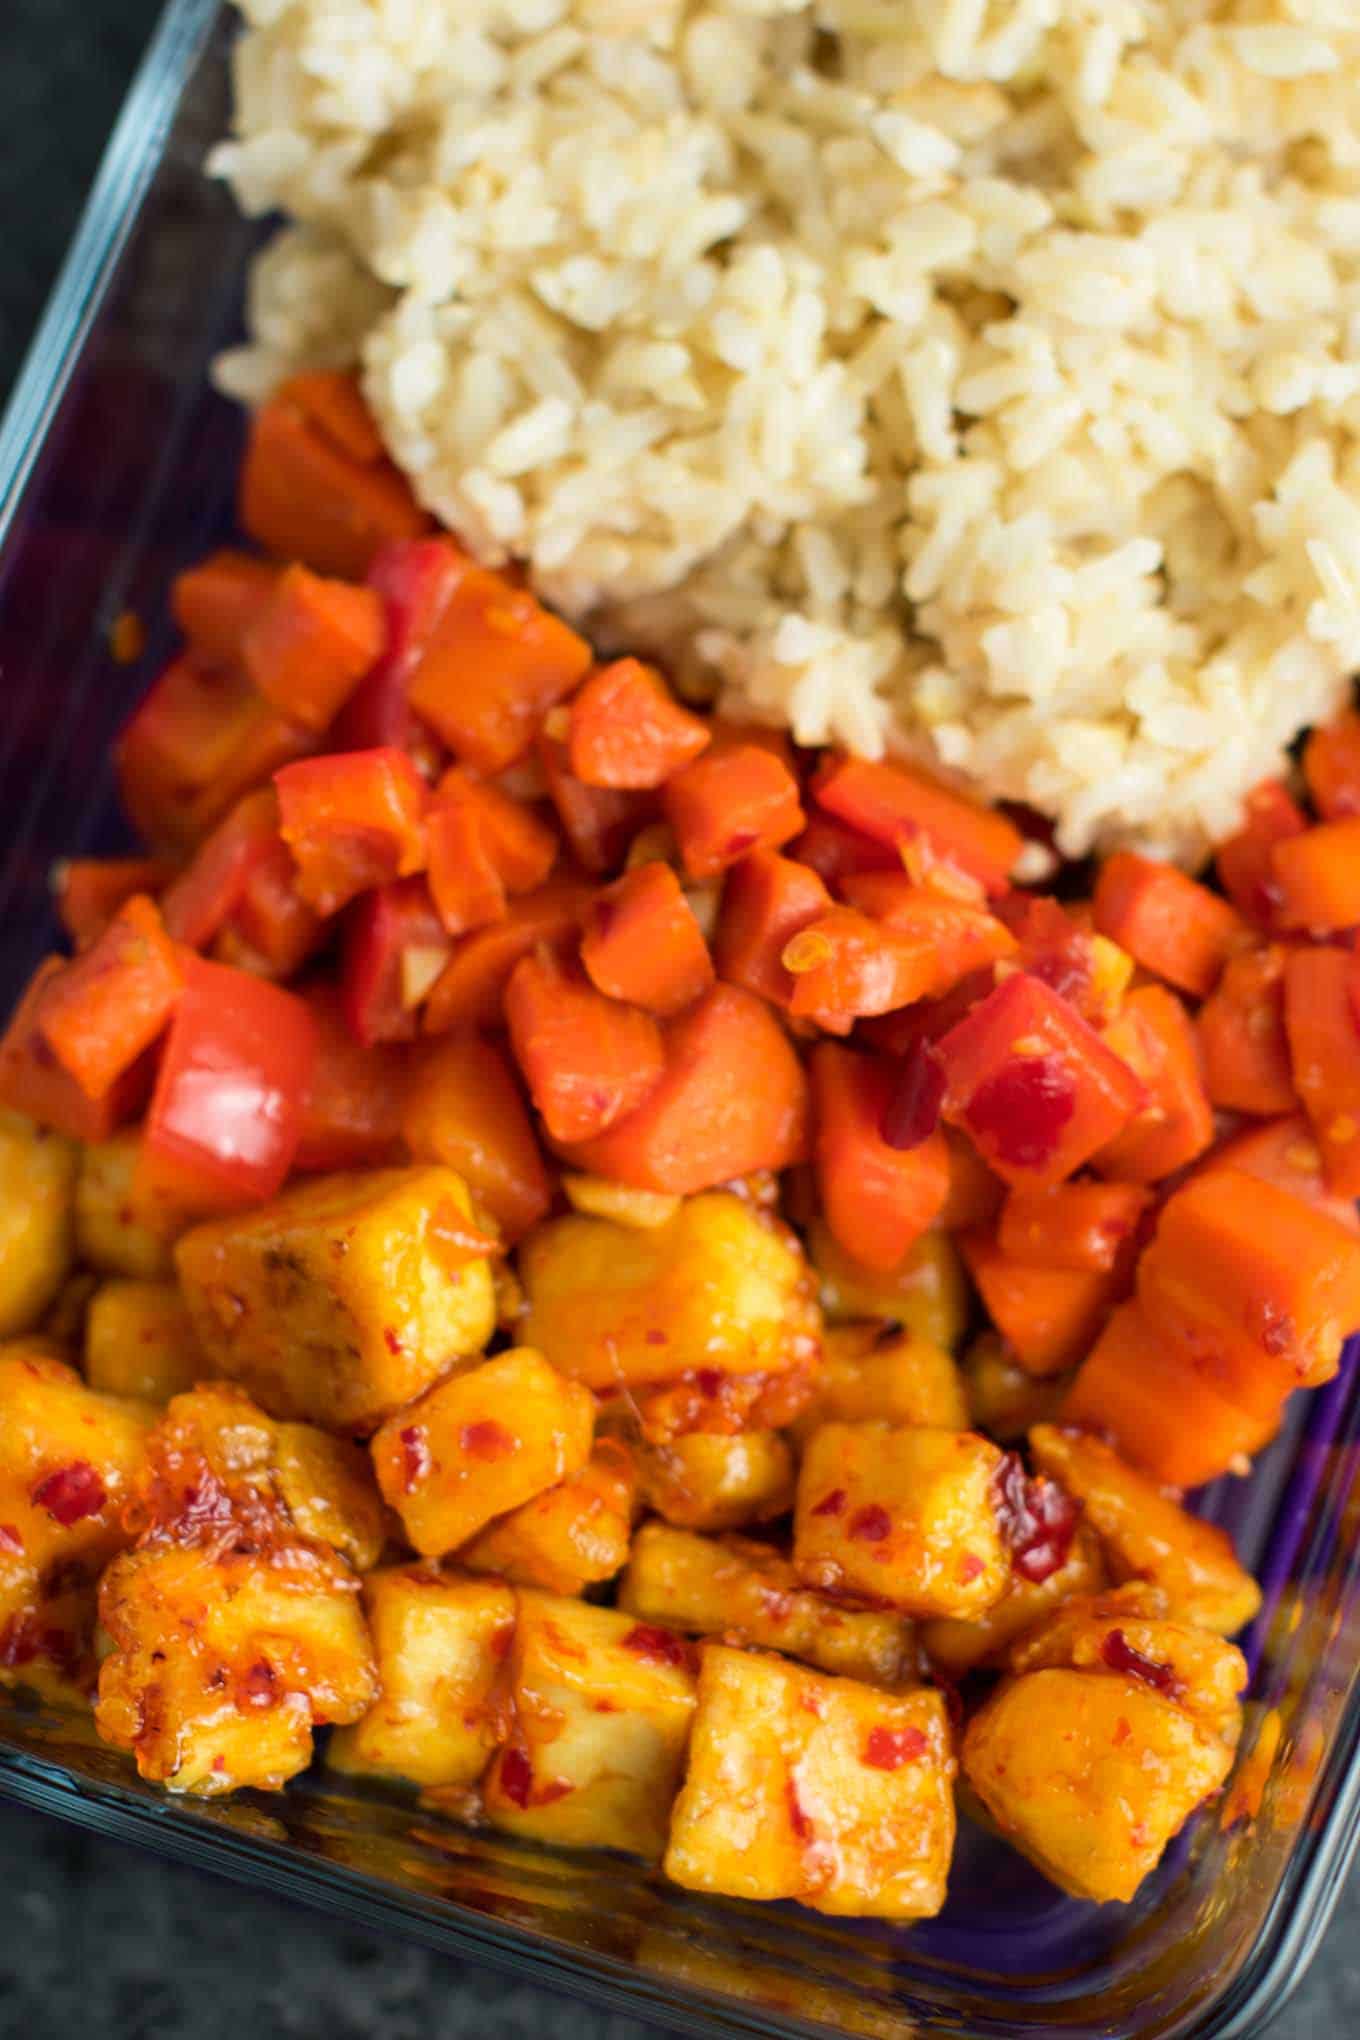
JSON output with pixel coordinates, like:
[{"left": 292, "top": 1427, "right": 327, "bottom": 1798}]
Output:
[{"left": 3, "top": 370, "right": 1360, "bottom": 1917}]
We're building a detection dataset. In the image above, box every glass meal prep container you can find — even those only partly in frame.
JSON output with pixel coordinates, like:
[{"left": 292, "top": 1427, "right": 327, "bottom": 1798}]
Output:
[{"left": 2, "top": 4, "right": 1360, "bottom": 2033}]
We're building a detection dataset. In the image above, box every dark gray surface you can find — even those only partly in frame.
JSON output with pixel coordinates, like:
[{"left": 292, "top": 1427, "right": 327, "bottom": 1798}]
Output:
[{"left": 0, "top": 4, "right": 1357, "bottom": 2036}]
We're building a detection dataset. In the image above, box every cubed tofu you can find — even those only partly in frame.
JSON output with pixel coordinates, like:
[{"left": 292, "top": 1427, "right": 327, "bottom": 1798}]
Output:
[
  {"left": 0, "top": 1344, "right": 153, "bottom": 1700},
  {"left": 371, "top": 1348, "right": 594, "bottom": 1557},
  {"left": 74, "top": 1128, "right": 185, "bottom": 1278},
  {"left": 794, "top": 1423, "right": 1009, "bottom": 1618},
  {"left": 84, "top": 1279, "right": 206, "bottom": 1403},
  {"left": 638, "top": 1430, "right": 795, "bottom": 1532},
  {"left": 519, "top": 1192, "right": 819, "bottom": 1391},
  {"left": 664, "top": 1645, "right": 955, "bottom": 1918},
  {"left": 619, "top": 1524, "right": 916, "bottom": 1686},
  {"left": 176, "top": 1167, "right": 497, "bottom": 1432},
  {"left": 922, "top": 1521, "right": 1107, "bottom": 1676},
  {"left": 790, "top": 1321, "right": 967, "bottom": 1446},
  {"left": 482, "top": 1591, "right": 696, "bottom": 1859},
  {"left": 458, "top": 1439, "right": 637, "bottom": 1596},
  {"left": 807, "top": 1219, "right": 968, "bottom": 1352},
  {"left": 0, "top": 1111, "right": 77, "bottom": 1336},
  {"left": 962, "top": 1334, "right": 1067, "bottom": 1441},
  {"left": 96, "top": 1539, "right": 377, "bottom": 1794},
  {"left": 329, "top": 1566, "right": 515, "bottom": 1788},
  {"left": 1029, "top": 1426, "right": 1261, "bottom": 1636}
]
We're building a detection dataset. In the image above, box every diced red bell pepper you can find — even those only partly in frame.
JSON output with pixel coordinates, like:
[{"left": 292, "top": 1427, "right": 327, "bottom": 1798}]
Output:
[
  {"left": 240, "top": 382, "right": 429, "bottom": 581},
  {"left": 559, "top": 984, "right": 810, "bottom": 1195},
  {"left": 1215, "top": 779, "right": 1307, "bottom": 931},
  {"left": 959, "top": 1228, "right": 1119, "bottom": 1379},
  {"left": 405, "top": 565, "right": 592, "bottom": 773},
  {"left": 1092, "top": 851, "right": 1248, "bottom": 999},
  {"left": 812, "top": 754, "right": 1022, "bottom": 897},
  {"left": 788, "top": 815, "right": 898, "bottom": 888},
  {"left": 136, "top": 955, "right": 316, "bottom": 1216},
  {"left": 713, "top": 850, "right": 832, "bottom": 1010},
  {"left": 840, "top": 871, "right": 1017, "bottom": 989},
  {"left": 1271, "top": 816, "right": 1360, "bottom": 934},
  {"left": 242, "top": 563, "right": 386, "bottom": 734},
  {"left": 809, "top": 1043, "right": 949, "bottom": 1272},
  {"left": 402, "top": 1032, "right": 552, "bottom": 1242},
  {"left": 1282, "top": 944, "right": 1360, "bottom": 1196},
  {"left": 422, "top": 880, "right": 593, "bottom": 1036},
  {"left": 998, "top": 1180, "right": 1151, "bottom": 1275},
  {"left": 160, "top": 789, "right": 280, "bottom": 950},
  {"left": 859, "top": 970, "right": 995, "bottom": 1061},
  {"left": 1304, "top": 710, "right": 1360, "bottom": 822},
  {"left": 342, "top": 878, "right": 452, "bottom": 1046},
  {"left": 935, "top": 971, "right": 1145, "bottom": 1188},
  {"left": 567, "top": 659, "right": 710, "bottom": 789},
  {"left": 220, "top": 833, "right": 327, "bottom": 981},
  {"left": 35, "top": 897, "right": 183, "bottom": 1100},
  {"left": 782, "top": 907, "right": 941, "bottom": 1027},
  {"left": 0, "top": 959, "right": 151, "bottom": 1141},
  {"left": 54, "top": 857, "right": 177, "bottom": 951},
  {"left": 1094, "top": 984, "right": 1214, "bottom": 1184},
  {"left": 171, "top": 551, "right": 279, "bottom": 671},
  {"left": 276, "top": 747, "right": 428, "bottom": 916},
  {"left": 505, "top": 948, "right": 664, "bottom": 1145},
  {"left": 424, "top": 766, "right": 558, "bottom": 938},
  {"left": 663, "top": 743, "right": 805, "bottom": 882},
  {"left": 1197, "top": 946, "right": 1295, "bottom": 1118},
  {"left": 334, "top": 537, "right": 469, "bottom": 766},
  {"left": 581, "top": 863, "right": 714, "bottom": 1018},
  {"left": 294, "top": 983, "right": 407, "bottom": 1173},
  {"left": 536, "top": 729, "right": 651, "bottom": 875},
  {"left": 1207, "top": 1114, "right": 1360, "bottom": 1235}
]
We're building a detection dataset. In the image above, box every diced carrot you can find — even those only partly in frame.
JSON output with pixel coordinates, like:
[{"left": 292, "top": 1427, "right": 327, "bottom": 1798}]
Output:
[
  {"left": 536, "top": 729, "right": 651, "bottom": 875},
  {"left": 1094, "top": 984, "right": 1214, "bottom": 1184},
  {"left": 859, "top": 971, "right": 994, "bottom": 1061},
  {"left": 171, "top": 551, "right": 279, "bottom": 671},
  {"left": 240, "top": 390, "right": 429, "bottom": 581},
  {"left": 939, "top": 1128, "right": 1005, "bottom": 1232},
  {"left": 505, "top": 949, "right": 664, "bottom": 1145},
  {"left": 242, "top": 564, "right": 386, "bottom": 733},
  {"left": 1197, "top": 946, "right": 1295, "bottom": 1117},
  {"left": 160, "top": 789, "right": 279, "bottom": 950},
  {"left": 567, "top": 659, "right": 710, "bottom": 789},
  {"left": 998, "top": 1180, "right": 1151, "bottom": 1275},
  {"left": 1303, "top": 710, "right": 1360, "bottom": 821},
  {"left": 663, "top": 743, "right": 805, "bottom": 882},
  {"left": 1063, "top": 1301, "right": 1274, "bottom": 1490},
  {"left": 782, "top": 907, "right": 941, "bottom": 1027},
  {"left": 406, "top": 565, "right": 592, "bottom": 773},
  {"left": 812, "top": 754, "right": 1022, "bottom": 897},
  {"left": 0, "top": 959, "right": 151, "bottom": 1141},
  {"left": 431, "top": 767, "right": 558, "bottom": 895},
  {"left": 1215, "top": 779, "right": 1307, "bottom": 931},
  {"left": 789, "top": 815, "right": 899, "bottom": 887},
  {"left": 422, "top": 880, "right": 592, "bottom": 1035},
  {"left": 713, "top": 849, "right": 832, "bottom": 1010},
  {"left": 294, "top": 983, "right": 407, "bottom": 1173},
  {"left": 275, "top": 747, "right": 428, "bottom": 916},
  {"left": 1206, "top": 1114, "right": 1360, "bottom": 1236},
  {"left": 559, "top": 984, "right": 810, "bottom": 1195},
  {"left": 35, "top": 897, "right": 183, "bottom": 1100},
  {"left": 334, "top": 537, "right": 469, "bottom": 765},
  {"left": 809, "top": 1043, "right": 950, "bottom": 1272},
  {"left": 1271, "top": 817, "right": 1360, "bottom": 933},
  {"left": 54, "top": 857, "right": 177, "bottom": 951},
  {"left": 1092, "top": 851, "right": 1248, "bottom": 999},
  {"left": 959, "top": 1228, "right": 1118, "bottom": 1379},
  {"left": 1282, "top": 944, "right": 1360, "bottom": 1196},
  {"left": 996, "top": 894, "right": 1131, "bottom": 1027},
  {"left": 402, "top": 1032, "right": 552, "bottom": 1242},
  {"left": 342, "top": 876, "right": 452, "bottom": 1046},
  {"left": 935, "top": 972, "right": 1145, "bottom": 1189},
  {"left": 840, "top": 871, "right": 1017, "bottom": 990},
  {"left": 424, "top": 801, "right": 508, "bottom": 939},
  {"left": 581, "top": 863, "right": 714, "bottom": 1018},
  {"left": 274, "top": 370, "right": 385, "bottom": 465}
]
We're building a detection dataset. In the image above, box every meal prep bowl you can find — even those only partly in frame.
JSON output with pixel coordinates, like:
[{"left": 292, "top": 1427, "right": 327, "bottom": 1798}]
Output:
[{"left": 2, "top": 5, "right": 1360, "bottom": 2032}]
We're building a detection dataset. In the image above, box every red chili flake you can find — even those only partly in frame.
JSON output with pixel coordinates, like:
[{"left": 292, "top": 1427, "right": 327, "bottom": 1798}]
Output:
[
  {"left": 460, "top": 1420, "right": 513, "bottom": 1461},
  {"left": 30, "top": 1461, "right": 106, "bottom": 1527},
  {"left": 957, "top": 1552, "right": 985, "bottom": 1583},
  {"left": 862, "top": 1725, "right": 929, "bottom": 1771},
  {"left": 500, "top": 1745, "right": 534, "bottom": 1808},
  {"left": 644, "top": 1329, "right": 669, "bottom": 1347},
  {"left": 991, "top": 1455, "right": 1081, "bottom": 1585},
  {"left": 622, "top": 1623, "right": 691, "bottom": 1670},
  {"left": 239, "top": 1659, "right": 279, "bottom": 1710},
  {"left": 1112, "top": 1716, "right": 1132, "bottom": 1747},
  {"left": 880, "top": 1045, "right": 946, "bottom": 1151},
  {"left": 1100, "top": 1627, "right": 1182, "bottom": 1699},
  {"left": 0, "top": 1525, "right": 24, "bottom": 1556},
  {"left": 212, "top": 1755, "right": 227, "bottom": 1775},
  {"left": 810, "top": 1488, "right": 846, "bottom": 1519},
  {"left": 848, "top": 1504, "right": 891, "bottom": 1543},
  {"left": 383, "top": 1326, "right": 405, "bottom": 1356},
  {"left": 695, "top": 1368, "right": 722, "bottom": 1397},
  {"left": 399, "top": 1425, "right": 432, "bottom": 1493},
  {"left": 967, "top": 1053, "right": 1077, "bottom": 1170},
  {"left": 785, "top": 1778, "right": 814, "bottom": 1842}
]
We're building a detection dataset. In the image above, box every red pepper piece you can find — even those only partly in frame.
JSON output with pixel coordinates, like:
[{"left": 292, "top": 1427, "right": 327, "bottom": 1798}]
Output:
[
  {"left": 1304, "top": 710, "right": 1360, "bottom": 822},
  {"left": 294, "top": 983, "right": 407, "bottom": 1173},
  {"left": 334, "top": 537, "right": 469, "bottom": 766},
  {"left": 536, "top": 728, "right": 652, "bottom": 875},
  {"left": 342, "top": 876, "right": 452, "bottom": 1046},
  {"left": 1215, "top": 779, "right": 1307, "bottom": 931}
]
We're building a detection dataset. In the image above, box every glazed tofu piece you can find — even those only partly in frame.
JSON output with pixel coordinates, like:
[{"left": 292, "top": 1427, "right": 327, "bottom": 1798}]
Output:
[
  {"left": 0, "top": 1344, "right": 153, "bottom": 1700},
  {"left": 794, "top": 1423, "right": 1010, "bottom": 1618},
  {"left": 0, "top": 1111, "right": 77, "bottom": 1337},
  {"left": 518, "top": 1192, "right": 819, "bottom": 1391},
  {"left": 176, "top": 1166, "right": 497, "bottom": 1431},
  {"left": 789, "top": 1321, "right": 968, "bottom": 1445},
  {"left": 1029, "top": 1425, "right": 1262, "bottom": 1635},
  {"left": 371, "top": 1348, "right": 595, "bottom": 1556},
  {"left": 922, "top": 1520, "right": 1107, "bottom": 1677},
  {"left": 74, "top": 1128, "right": 184, "bottom": 1278},
  {"left": 482, "top": 1591, "right": 696, "bottom": 1858},
  {"left": 807, "top": 1220, "right": 969, "bottom": 1352},
  {"left": 84, "top": 1279, "right": 205, "bottom": 1403},
  {"left": 637, "top": 1429, "right": 795, "bottom": 1532},
  {"left": 458, "top": 1439, "right": 637, "bottom": 1597},
  {"left": 619, "top": 1524, "right": 916, "bottom": 1686},
  {"left": 329, "top": 1566, "right": 515, "bottom": 1788},
  {"left": 664, "top": 1644, "right": 955, "bottom": 1918}
]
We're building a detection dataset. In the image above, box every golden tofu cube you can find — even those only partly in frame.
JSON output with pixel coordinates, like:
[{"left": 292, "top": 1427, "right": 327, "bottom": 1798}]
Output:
[
  {"left": 482, "top": 1590, "right": 696, "bottom": 1859},
  {"left": 665, "top": 1644, "right": 955, "bottom": 1918},
  {"left": 807, "top": 1220, "right": 968, "bottom": 1352},
  {"left": 0, "top": 1344, "right": 153, "bottom": 1700},
  {"left": 84, "top": 1279, "right": 206, "bottom": 1403},
  {"left": 1029, "top": 1425, "right": 1261, "bottom": 1636},
  {"left": 790, "top": 1321, "right": 967, "bottom": 1446},
  {"left": 329, "top": 1566, "right": 515, "bottom": 1788},
  {"left": 962, "top": 1334, "right": 1066, "bottom": 1441},
  {"left": 74, "top": 1128, "right": 185, "bottom": 1278},
  {"left": 0, "top": 1111, "right": 77, "bottom": 1337},
  {"left": 96, "top": 1540, "right": 376, "bottom": 1794},
  {"left": 638, "top": 1429, "right": 795, "bottom": 1532},
  {"left": 619, "top": 1524, "right": 916, "bottom": 1686},
  {"left": 371, "top": 1348, "right": 594, "bottom": 1557},
  {"left": 176, "top": 1167, "right": 497, "bottom": 1432},
  {"left": 794, "top": 1423, "right": 1009, "bottom": 1618},
  {"left": 519, "top": 1192, "right": 819, "bottom": 1391},
  {"left": 458, "top": 1439, "right": 637, "bottom": 1597},
  {"left": 922, "top": 1520, "right": 1107, "bottom": 1677}
]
